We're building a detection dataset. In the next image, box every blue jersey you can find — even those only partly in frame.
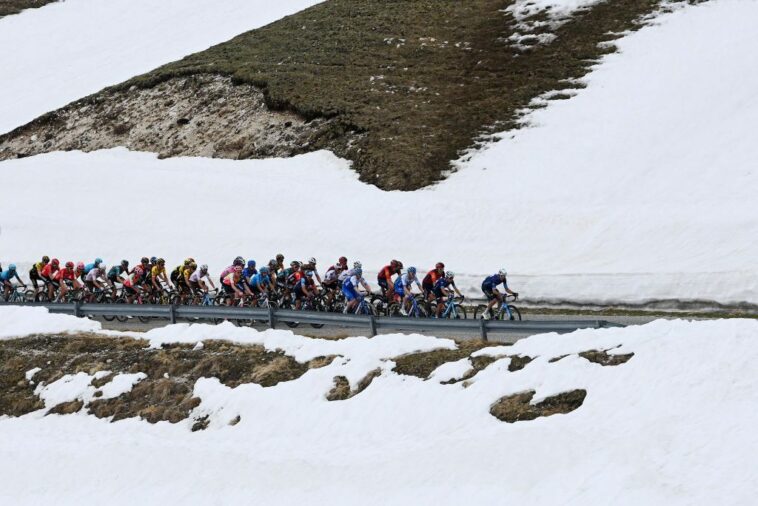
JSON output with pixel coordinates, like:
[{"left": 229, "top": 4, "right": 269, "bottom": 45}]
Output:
[
  {"left": 243, "top": 267, "right": 257, "bottom": 281},
  {"left": 0, "top": 270, "right": 20, "bottom": 282},
  {"left": 482, "top": 274, "right": 507, "bottom": 290},
  {"left": 250, "top": 273, "right": 269, "bottom": 290},
  {"left": 434, "top": 277, "right": 454, "bottom": 290}
]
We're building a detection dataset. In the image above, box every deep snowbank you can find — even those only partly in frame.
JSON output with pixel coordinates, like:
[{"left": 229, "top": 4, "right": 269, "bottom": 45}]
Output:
[
  {"left": 0, "top": 0, "right": 323, "bottom": 134},
  {"left": 1, "top": 0, "right": 756, "bottom": 304},
  {"left": 0, "top": 307, "right": 756, "bottom": 504}
]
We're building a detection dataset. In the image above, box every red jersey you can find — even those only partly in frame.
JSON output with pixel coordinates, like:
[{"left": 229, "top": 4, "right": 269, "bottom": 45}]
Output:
[
  {"left": 378, "top": 265, "right": 394, "bottom": 281},
  {"left": 41, "top": 264, "right": 58, "bottom": 278},
  {"left": 422, "top": 270, "right": 442, "bottom": 288},
  {"left": 54, "top": 269, "right": 76, "bottom": 282}
]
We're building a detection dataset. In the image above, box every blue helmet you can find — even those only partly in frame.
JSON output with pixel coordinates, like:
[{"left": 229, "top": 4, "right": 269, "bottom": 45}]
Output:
[
  {"left": 408, "top": 266, "right": 417, "bottom": 275},
  {"left": 95, "top": 257, "right": 103, "bottom": 266},
  {"left": 8, "top": 263, "right": 16, "bottom": 271},
  {"left": 247, "top": 260, "right": 256, "bottom": 268},
  {"left": 150, "top": 256, "right": 157, "bottom": 264},
  {"left": 260, "top": 266, "right": 269, "bottom": 275}
]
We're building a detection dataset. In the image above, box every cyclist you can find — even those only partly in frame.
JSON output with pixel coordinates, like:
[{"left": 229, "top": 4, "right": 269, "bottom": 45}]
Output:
[
  {"left": 275, "top": 254, "right": 285, "bottom": 272},
  {"left": 242, "top": 260, "right": 258, "bottom": 286},
  {"left": 422, "top": 262, "right": 445, "bottom": 300},
  {"left": 267, "top": 259, "right": 279, "bottom": 276},
  {"left": 218, "top": 257, "right": 245, "bottom": 285},
  {"left": 433, "top": 271, "right": 464, "bottom": 317},
  {"left": 321, "top": 260, "right": 344, "bottom": 304},
  {"left": 75, "top": 262, "right": 87, "bottom": 284},
  {"left": 394, "top": 266, "right": 423, "bottom": 316},
  {"left": 276, "top": 261, "right": 300, "bottom": 295},
  {"left": 123, "top": 264, "right": 146, "bottom": 303},
  {"left": 1, "top": 264, "right": 26, "bottom": 300},
  {"left": 294, "top": 270, "right": 317, "bottom": 309},
  {"left": 108, "top": 260, "right": 129, "bottom": 284},
  {"left": 28, "top": 256, "right": 49, "bottom": 293},
  {"left": 189, "top": 264, "right": 215, "bottom": 294},
  {"left": 40, "top": 258, "right": 60, "bottom": 300},
  {"left": 53, "top": 262, "right": 81, "bottom": 301},
  {"left": 481, "top": 269, "right": 518, "bottom": 320},
  {"left": 150, "top": 258, "right": 172, "bottom": 295},
  {"left": 377, "top": 260, "right": 403, "bottom": 300},
  {"left": 222, "top": 265, "right": 251, "bottom": 305},
  {"left": 84, "top": 263, "right": 111, "bottom": 301},
  {"left": 300, "top": 258, "right": 322, "bottom": 285},
  {"left": 342, "top": 266, "right": 372, "bottom": 313}
]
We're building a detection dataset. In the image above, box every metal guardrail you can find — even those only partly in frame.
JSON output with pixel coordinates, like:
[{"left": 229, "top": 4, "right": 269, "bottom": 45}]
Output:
[{"left": 0, "top": 301, "right": 624, "bottom": 341}]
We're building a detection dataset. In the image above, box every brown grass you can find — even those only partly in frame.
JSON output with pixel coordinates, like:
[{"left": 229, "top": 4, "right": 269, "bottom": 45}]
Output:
[{"left": 490, "top": 389, "right": 587, "bottom": 423}]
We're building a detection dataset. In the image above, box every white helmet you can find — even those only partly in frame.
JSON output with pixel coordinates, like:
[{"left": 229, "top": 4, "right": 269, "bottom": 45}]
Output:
[
  {"left": 353, "top": 261, "right": 362, "bottom": 269},
  {"left": 308, "top": 257, "right": 317, "bottom": 264},
  {"left": 499, "top": 268, "right": 508, "bottom": 277}
]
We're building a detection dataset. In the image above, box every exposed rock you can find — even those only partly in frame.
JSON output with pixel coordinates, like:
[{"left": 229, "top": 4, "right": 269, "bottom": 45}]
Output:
[{"left": 490, "top": 389, "right": 587, "bottom": 423}]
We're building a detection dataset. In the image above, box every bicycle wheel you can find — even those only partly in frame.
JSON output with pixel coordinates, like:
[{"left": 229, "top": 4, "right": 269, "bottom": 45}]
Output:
[
  {"left": 24, "top": 289, "right": 37, "bottom": 302},
  {"left": 114, "top": 297, "right": 129, "bottom": 323},
  {"left": 309, "top": 298, "right": 325, "bottom": 329},
  {"left": 473, "top": 304, "right": 487, "bottom": 319},
  {"left": 449, "top": 303, "right": 467, "bottom": 319},
  {"left": 387, "top": 302, "right": 402, "bottom": 317},
  {"left": 498, "top": 305, "right": 522, "bottom": 321}
]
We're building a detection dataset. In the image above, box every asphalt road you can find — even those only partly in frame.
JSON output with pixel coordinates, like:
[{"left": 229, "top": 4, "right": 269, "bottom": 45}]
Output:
[{"left": 97, "top": 313, "right": 675, "bottom": 344}]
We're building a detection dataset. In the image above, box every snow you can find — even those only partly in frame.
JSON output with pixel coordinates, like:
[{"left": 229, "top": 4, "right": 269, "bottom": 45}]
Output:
[
  {"left": 0, "top": 0, "right": 324, "bottom": 134},
  {"left": 1, "top": 305, "right": 757, "bottom": 503},
  {"left": 24, "top": 367, "right": 41, "bottom": 382},
  {"left": 99, "top": 373, "right": 147, "bottom": 400},
  {"left": 1, "top": 0, "right": 756, "bottom": 305},
  {"left": 0, "top": 305, "right": 101, "bottom": 339}
]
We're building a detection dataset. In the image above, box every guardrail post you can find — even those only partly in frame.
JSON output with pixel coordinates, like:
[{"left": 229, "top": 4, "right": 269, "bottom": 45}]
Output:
[
  {"left": 73, "top": 300, "right": 81, "bottom": 318},
  {"left": 169, "top": 303, "right": 177, "bottom": 324},
  {"left": 268, "top": 305, "right": 276, "bottom": 329},
  {"left": 369, "top": 315, "right": 377, "bottom": 337},
  {"left": 479, "top": 318, "right": 488, "bottom": 342}
]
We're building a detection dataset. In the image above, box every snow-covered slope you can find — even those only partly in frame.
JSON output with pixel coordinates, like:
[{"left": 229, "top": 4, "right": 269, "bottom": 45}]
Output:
[
  {"left": 0, "top": 0, "right": 756, "bottom": 305},
  {"left": 0, "top": 0, "right": 323, "bottom": 134},
  {"left": 0, "top": 307, "right": 756, "bottom": 504}
]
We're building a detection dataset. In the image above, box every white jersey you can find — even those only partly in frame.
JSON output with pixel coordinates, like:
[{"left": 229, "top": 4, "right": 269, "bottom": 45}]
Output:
[{"left": 189, "top": 269, "right": 208, "bottom": 283}]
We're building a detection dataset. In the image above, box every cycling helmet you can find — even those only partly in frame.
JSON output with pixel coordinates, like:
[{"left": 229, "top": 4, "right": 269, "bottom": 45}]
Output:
[
  {"left": 99, "top": 264, "right": 107, "bottom": 272},
  {"left": 390, "top": 259, "right": 399, "bottom": 268},
  {"left": 276, "top": 254, "right": 284, "bottom": 262},
  {"left": 157, "top": 258, "right": 165, "bottom": 265},
  {"left": 51, "top": 258, "right": 60, "bottom": 266},
  {"left": 396, "top": 260, "right": 404, "bottom": 270},
  {"left": 234, "top": 265, "right": 243, "bottom": 273},
  {"left": 200, "top": 264, "right": 208, "bottom": 271},
  {"left": 268, "top": 259, "right": 277, "bottom": 267},
  {"left": 8, "top": 263, "right": 16, "bottom": 271},
  {"left": 260, "top": 266, "right": 269, "bottom": 274},
  {"left": 291, "top": 261, "right": 301, "bottom": 268},
  {"left": 42, "top": 256, "right": 50, "bottom": 264},
  {"left": 76, "top": 262, "right": 85, "bottom": 270},
  {"left": 339, "top": 256, "right": 347, "bottom": 265},
  {"left": 408, "top": 266, "right": 417, "bottom": 275},
  {"left": 247, "top": 260, "right": 256, "bottom": 268},
  {"left": 141, "top": 257, "right": 149, "bottom": 264},
  {"left": 150, "top": 256, "right": 157, "bottom": 264},
  {"left": 446, "top": 271, "right": 455, "bottom": 278},
  {"left": 95, "top": 257, "right": 103, "bottom": 265},
  {"left": 305, "top": 270, "right": 314, "bottom": 277},
  {"left": 65, "top": 261, "right": 74, "bottom": 269},
  {"left": 121, "top": 259, "right": 129, "bottom": 267},
  {"left": 436, "top": 262, "right": 445, "bottom": 270},
  {"left": 353, "top": 261, "right": 362, "bottom": 269},
  {"left": 308, "top": 257, "right": 317, "bottom": 265},
  {"left": 233, "top": 258, "right": 244, "bottom": 267},
  {"left": 499, "top": 268, "right": 508, "bottom": 277}
]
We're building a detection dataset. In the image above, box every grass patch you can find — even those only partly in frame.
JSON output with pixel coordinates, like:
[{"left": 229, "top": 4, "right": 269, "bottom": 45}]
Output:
[
  {"left": 490, "top": 389, "right": 587, "bottom": 422},
  {"left": 1, "top": 0, "right": 691, "bottom": 190},
  {"left": 0, "top": 0, "right": 57, "bottom": 18}
]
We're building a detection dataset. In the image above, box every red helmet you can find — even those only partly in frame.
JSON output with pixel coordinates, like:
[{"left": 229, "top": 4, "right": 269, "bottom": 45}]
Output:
[
  {"left": 435, "top": 262, "right": 445, "bottom": 270},
  {"left": 65, "top": 261, "right": 74, "bottom": 269},
  {"left": 51, "top": 258, "right": 60, "bottom": 266},
  {"left": 76, "top": 262, "right": 85, "bottom": 270}
]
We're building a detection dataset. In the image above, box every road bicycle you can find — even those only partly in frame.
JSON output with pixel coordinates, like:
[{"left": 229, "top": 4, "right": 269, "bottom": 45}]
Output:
[{"left": 474, "top": 294, "right": 521, "bottom": 321}]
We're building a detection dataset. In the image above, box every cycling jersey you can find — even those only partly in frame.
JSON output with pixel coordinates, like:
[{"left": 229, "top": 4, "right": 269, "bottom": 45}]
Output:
[
  {"left": 151, "top": 265, "right": 166, "bottom": 280},
  {"left": 394, "top": 273, "right": 421, "bottom": 298},
  {"left": 84, "top": 262, "right": 99, "bottom": 275},
  {"left": 86, "top": 267, "right": 105, "bottom": 282},
  {"left": 323, "top": 268, "right": 339, "bottom": 284},
  {"left": 108, "top": 266, "right": 125, "bottom": 280},
  {"left": 0, "top": 270, "right": 20, "bottom": 283},
  {"left": 434, "top": 277, "right": 455, "bottom": 290},
  {"left": 377, "top": 265, "right": 395, "bottom": 282},
  {"left": 286, "top": 270, "right": 303, "bottom": 288},
  {"left": 223, "top": 273, "right": 241, "bottom": 287},
  {"left": 482, "top": 274, "right": 508, "bottom": 291},
  {"left": 337, "top": 269, "right": 351, "bottom": 283},
  {"left": 189, "top": 269, "right": 209, "bottom": 283},
  {"left": 242, "top": 267, "right": 257, "bottom": 280},
  {"left": 341, "top": 273, "right": 365, "bottom": 302},
  {"left": 422, "top": 270, "right": 442, "bottom": 290},
  {"left": 33, "top": 262, "right": 47, "bottom": 274},
  {"left": 54, "top": 269, "right": 76, "bottom": 282},
  {"left": 40, "top": 264, "right": 58, "bottom": 279},
  {"left": 249, "top": 273, "right": 270, "bottom": 292},
  {"left": 124, "top": 270, "right": 143, "bottom": 288}
]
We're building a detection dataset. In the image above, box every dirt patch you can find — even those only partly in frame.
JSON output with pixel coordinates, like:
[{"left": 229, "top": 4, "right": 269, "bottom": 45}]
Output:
[
  {"left": 47, "top": 399, "right": 83, "bottom": 416},
  {"left": 326, "top": 368, "right": 382, "bottom": 401},
  {"left": 0, "top": 334, "right": 325, "bottom": 423},
  {"left": 579, "top": 349, "right": 634, "bottom": 366},
  {"left": 0, "top": 0, "right": 699, "bottom": 190},
  {"left": 0, "top": 0, "right": 57, "bottom": 18},
  {"left": 392, "top": 341, "right": 496, "bottom": 379},
  {"left": 0, "top": 75, "right": 341, "bottom": 161},
  {"left": 490, "top": 389, "right": 587, "bottom": 423}
]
